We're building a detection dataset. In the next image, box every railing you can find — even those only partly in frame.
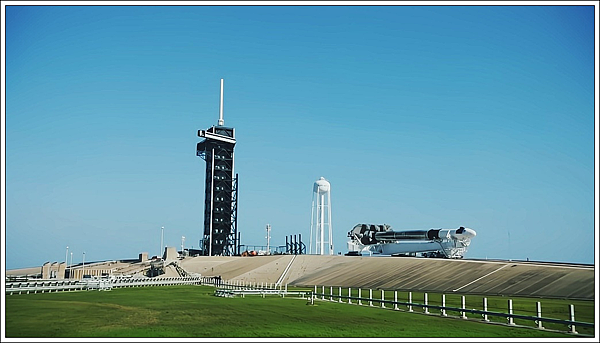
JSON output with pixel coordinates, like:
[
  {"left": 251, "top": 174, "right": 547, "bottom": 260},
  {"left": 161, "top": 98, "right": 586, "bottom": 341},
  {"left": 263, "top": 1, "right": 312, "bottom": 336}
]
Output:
[
  {"left": 5, "top": 276, "right": 203, "bottom": 294},
  {"left": 5, "top": 280, "right": 87, "bottom": 294},
  {"left": 201, "top": 277, "right": 310, "bottom": 299},
  {"left": 214, "top": 288, "right": 310, "bottom": 298},
  {"left": 308, "top": 286, "right": 594, "bottom": 336}
]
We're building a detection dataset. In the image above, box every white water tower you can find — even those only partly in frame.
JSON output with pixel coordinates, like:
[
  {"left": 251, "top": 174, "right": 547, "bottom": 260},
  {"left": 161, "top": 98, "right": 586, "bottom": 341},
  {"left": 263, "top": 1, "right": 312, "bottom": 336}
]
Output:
[{"left": 310, "top": 177, "right": 333, "bottom": 255}]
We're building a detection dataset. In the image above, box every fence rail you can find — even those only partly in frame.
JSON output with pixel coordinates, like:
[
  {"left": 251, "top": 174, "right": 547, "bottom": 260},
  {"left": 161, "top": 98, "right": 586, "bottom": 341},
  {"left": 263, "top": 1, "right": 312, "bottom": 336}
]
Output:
[
  {"left": 214, "top": 288, "right": 310, "bottom": 298},
  {"left": 5, "top": 276, "right": 202, "bottom": 294},
  {"left": 308, "top": 286, "right": 593, "bottom": 336}
]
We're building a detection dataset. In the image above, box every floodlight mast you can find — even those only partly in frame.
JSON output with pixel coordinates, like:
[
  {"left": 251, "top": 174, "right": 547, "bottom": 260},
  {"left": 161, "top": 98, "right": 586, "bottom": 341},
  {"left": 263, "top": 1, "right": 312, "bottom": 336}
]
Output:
[
  {"left": 160, "top": 226, "right": 164, "bottom": 259},
  {"left": 266, "top": 224, "right": 271, "bottom": 254}
]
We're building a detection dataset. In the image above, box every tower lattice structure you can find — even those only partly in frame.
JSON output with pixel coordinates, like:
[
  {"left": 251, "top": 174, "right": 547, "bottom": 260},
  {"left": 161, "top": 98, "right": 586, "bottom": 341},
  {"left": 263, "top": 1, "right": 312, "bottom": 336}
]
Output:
[{"left": 196, "top": 79, "right": 239, "bottom": 256}]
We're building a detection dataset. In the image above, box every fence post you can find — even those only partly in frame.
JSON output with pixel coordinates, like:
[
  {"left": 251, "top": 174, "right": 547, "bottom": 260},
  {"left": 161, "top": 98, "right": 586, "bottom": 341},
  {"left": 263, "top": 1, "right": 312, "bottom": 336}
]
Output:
[
  {"left": 408, "top": 292, "right": 413, "bottom": 312},
  {"left": 339, "top": 287, "right": 343, "bottom": 303},
  {"left": 358, "top": 288, "right": 362, "bottom": 305},
  {"left": 381, "top": 290, "right": 386, "bottom": 308},
  {"left": 535, "top": 301, "right": 544, "bottom": 329},
  {"left": 394, "top": 291, "right": 399, "bottom": 310},
  {"left": 424, "top": 293, "right": 429, "bottom": 314},
  {"left": 483, "top": 297, "right": 489, "bottom": 322},
  {"left": 441, "top": 294, "right": 447, "bottom": 316},
  {"left": 369, "top": 289, "right": 373, "bottom": 307},
  {"left": 461, "top": 296, "right": 467, "bottom": 319},
  {"left": 322, "top": 286, "right": 325, "bottom": 300},
  {"left": 330, "top": 286, "right": 333, "bottom": 301},
  {"left": 348, "top": 288, "right": 352, "bottom": 304},
  {"left": 569, "top": 304, "right": 577, "bottom": 334},
  {"left": 508, "top": 299, "right": 514, "bottom": 325}
]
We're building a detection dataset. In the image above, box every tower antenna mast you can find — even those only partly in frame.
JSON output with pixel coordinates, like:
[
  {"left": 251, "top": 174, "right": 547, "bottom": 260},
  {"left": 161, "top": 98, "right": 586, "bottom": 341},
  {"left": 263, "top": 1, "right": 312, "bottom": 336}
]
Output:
[{"left": 218, "top": 79, "right": 224, "bottom": 126}]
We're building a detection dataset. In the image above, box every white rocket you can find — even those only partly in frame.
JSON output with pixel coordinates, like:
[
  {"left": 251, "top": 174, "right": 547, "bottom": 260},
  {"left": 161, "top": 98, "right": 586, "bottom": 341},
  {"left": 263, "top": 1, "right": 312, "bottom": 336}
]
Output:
[{"left": 346, "top": 224, "right": 476, "bottom": 258}]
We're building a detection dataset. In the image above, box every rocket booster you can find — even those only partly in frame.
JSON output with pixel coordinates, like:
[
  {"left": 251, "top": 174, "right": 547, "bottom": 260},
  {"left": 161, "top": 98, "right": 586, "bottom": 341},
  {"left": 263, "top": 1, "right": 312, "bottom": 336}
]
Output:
[{"left": 374, "top": 227, "right": 476, "bottom": 242}]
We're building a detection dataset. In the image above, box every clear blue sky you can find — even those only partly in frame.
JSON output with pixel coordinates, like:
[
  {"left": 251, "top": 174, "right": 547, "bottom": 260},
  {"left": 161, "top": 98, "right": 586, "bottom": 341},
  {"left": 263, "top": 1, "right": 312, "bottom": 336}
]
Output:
[{"left": 3, "top": 4, "right": 597, "bottom": 269}]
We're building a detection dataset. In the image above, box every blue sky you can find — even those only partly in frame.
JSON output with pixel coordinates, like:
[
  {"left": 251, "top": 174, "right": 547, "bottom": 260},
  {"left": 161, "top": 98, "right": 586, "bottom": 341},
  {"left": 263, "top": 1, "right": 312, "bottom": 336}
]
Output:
[{"left": 3, "top": 4, "right": 597, "bottom": 269}]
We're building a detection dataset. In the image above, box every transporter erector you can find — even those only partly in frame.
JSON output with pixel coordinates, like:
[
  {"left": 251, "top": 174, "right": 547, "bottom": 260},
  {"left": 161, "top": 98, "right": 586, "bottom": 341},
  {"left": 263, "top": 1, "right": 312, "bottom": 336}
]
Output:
[{"left": 346, "top": 224, "right": 476, "bottom": 258}]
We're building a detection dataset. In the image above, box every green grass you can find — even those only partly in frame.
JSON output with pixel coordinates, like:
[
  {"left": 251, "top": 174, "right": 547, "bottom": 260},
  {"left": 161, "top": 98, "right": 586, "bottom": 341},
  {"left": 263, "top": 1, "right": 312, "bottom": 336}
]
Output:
[{"left": 4, "top": 285, "right": 592, "bottom": 338}]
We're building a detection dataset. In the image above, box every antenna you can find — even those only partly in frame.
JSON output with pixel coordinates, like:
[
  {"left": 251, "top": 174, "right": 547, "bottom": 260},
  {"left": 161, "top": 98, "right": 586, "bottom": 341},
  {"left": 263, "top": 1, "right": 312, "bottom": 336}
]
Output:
[{"left": 218, "top": 78, "right": 224, "bottom": 126}]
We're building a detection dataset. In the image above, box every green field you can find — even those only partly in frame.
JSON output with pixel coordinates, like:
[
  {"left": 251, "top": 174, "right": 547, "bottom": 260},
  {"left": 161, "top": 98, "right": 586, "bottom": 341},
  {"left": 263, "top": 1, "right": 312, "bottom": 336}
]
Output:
[{"left": 3, "top": 285, "right": 593, "bottom": 338}]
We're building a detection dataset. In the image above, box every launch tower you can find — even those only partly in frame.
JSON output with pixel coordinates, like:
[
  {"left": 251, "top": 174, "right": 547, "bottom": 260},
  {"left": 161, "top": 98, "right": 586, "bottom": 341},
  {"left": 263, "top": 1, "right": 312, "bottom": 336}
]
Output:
[{"left": 196, "top": 79, "right": 239, "bottom": 256}]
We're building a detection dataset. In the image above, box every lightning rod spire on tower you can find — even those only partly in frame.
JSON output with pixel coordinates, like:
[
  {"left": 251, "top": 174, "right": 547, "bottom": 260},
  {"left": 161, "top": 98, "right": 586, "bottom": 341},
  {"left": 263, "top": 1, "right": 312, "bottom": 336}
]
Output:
[{"left": 218, "top": 78, "right": 224, "bottom": 126}]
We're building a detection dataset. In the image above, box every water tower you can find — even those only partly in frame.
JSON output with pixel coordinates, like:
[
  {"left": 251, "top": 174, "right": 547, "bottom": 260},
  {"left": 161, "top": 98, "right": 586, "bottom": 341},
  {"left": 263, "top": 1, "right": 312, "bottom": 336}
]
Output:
[{"left": 310, "top": 177, "right": 333, "bottom": 255}]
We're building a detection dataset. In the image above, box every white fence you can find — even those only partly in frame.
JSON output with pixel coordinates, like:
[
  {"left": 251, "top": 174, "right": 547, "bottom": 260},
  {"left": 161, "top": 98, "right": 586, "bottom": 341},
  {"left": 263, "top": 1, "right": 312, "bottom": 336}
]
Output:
[
  {"left": 5, "top": 276, "right": 203, "bottom": 295},
  {"left": 307, "top": 285, "right": 594, "bottom": 336}
]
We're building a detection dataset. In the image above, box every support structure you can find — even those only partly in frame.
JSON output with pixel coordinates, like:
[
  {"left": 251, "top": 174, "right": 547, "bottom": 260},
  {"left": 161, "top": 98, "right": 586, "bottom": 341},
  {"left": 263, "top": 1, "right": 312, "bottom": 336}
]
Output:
[
  {"left": 197, "top": 79, "right": 239, "bottom": 256},
  {"left": 285, "top": 234, "right": 306, "bottom": 255}
]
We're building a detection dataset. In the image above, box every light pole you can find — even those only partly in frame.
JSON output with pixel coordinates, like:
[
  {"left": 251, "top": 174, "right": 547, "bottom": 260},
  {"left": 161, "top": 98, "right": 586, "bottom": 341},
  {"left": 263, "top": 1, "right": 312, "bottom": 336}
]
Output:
[
  {"left": 65, "top": 246, "right": 69, "bottom": 279},
  {"left": 82, "top": 251, "right": 86, "bottom": 279},
  {"left": 69, "top": 252, "right": 73, "bottom": 279},
  {"left": 266, "top": 224, "right": 271, "bottom": 255},
  {"left": 161, "top": 226, "right": 164, "bottom": 259}
]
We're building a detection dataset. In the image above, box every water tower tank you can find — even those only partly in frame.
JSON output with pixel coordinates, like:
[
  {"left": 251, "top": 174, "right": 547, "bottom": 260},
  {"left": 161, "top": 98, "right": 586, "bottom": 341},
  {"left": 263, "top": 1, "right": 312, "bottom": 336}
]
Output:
[{"left": 314, "top": 177, "right": 330, "bottom": 193}]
